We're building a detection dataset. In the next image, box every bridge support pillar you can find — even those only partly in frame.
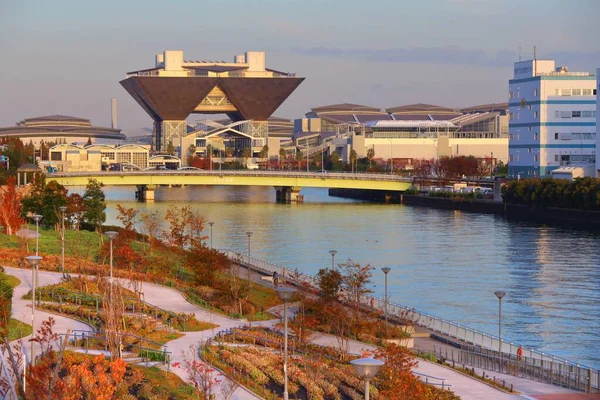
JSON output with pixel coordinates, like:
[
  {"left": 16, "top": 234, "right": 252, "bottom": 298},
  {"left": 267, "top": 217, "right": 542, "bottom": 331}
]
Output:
[
  {"left": 135, "top": 185, "right": 156, "bottom": 202},
  {"left": 274, "top": 186, "right": 303, "bottom": 203}
]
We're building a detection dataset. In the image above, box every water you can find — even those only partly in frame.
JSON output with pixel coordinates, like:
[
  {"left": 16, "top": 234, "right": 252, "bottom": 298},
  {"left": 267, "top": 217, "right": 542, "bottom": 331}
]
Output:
[{"left": 97, "top": 185, "right": 600, "bottom": 369}]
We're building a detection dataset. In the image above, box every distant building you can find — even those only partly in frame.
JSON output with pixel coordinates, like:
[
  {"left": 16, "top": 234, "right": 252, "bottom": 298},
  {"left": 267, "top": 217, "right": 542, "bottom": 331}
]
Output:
[
  {"left": 120, "top": 50, "right": 303, "bottom": 152},
  {"left": 294, "top": 103, "right": 508, "bottom": 165},
  {"left": 0, "top": 115, "right": 124, "bottom": 147},
  {"left": 508, "top": 59, "right": 597, "bottom": 178},
  {"left": 48, "top": 143, "right": 180, "bottom": 172},
  {"left": 597, "top": 68, "right": 600, "bottom": 176}
]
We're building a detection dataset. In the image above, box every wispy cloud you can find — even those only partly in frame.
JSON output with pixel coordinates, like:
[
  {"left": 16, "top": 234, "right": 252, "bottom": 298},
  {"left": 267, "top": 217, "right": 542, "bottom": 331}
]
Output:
[{"left": 290, "top": 46, "right": 600, "bottom": 69}]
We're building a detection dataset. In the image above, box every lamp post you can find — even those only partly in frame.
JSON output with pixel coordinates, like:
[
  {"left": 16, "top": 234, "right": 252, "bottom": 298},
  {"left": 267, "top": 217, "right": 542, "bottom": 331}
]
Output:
[
  {"left": 208, "top": 222, "right": 214, "bottom": 250},
  {"left": 105, "top": 231, "right": 118, "bottom": 302},
  {"left": 350, "top": 357, "right": 384, "bottom": 400},
  {"left": 494, "top": 291, "right": 506, "bottom": 353},
  {"left": 329, "top": 249, "right": 337, "bottom": 270},
  {"left": 59, "top": 206, "right": 67, "bottom": 274},
  {"left": 31, "top": 214, "right": 42, "bottom": 256},
  {"left": 245, "top": 231, "right": 253, "bottom": 260},
  {"left": 276, "top": 287, "right": 297, "bottom": 400},
  {"left": 25, "top": 255, "right": 42, "bottom": 366},
  {"left": 381, "top": 267, "right": 391, "bottom": 336}
]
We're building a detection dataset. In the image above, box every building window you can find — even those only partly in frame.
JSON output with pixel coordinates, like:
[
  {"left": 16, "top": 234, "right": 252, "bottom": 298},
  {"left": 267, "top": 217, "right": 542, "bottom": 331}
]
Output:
[
  {"left": 534, "top": 154, "right": 538, "bottom": 162},
  {"left": 555, "top": 110, "right": 559, "bottom": 118},
  {"left": 554, "top": 132, "right": 559, "bottom": 140},
  {"left": 583, "top": 89, "right": 592, "bottom": 96},
  {"left": 572, "top": 89, "right": 582, "bottom": 96},
  {"left": 555, "top": 89, "right": 560, "bottom": 96},
  {"left": 572, "top": 132, "right": 581, "bottom": 140},
  {"left": 560, "top": 111, "right": 571, "bottom": 118},
  {"left": 528, "top": 127, "right": 532, "bottom": 132},
  {"left": 517, "top": 133, "right": 520, "bottom": 140},
  {"left": 572, "top": 111, "right": 581, "bottom": 118},
  {"left": 527, "top": 105, "right": 532, "bottom": 110},
  {"left": 533, "top": 111, "right": 538, "bottom": 118},
  {"left": 528, "top": 148, "right": 532, "bottom": 154},
  {"left": 509, "top": 134, "right": 514, "bottom": 140},
  {"left": 583, "top": 133, "right": 592, "bottom": 140},
  {"left": 594, "top": 89, "right": 597, "bottom": 95},
  {"left": 510, "top": 154, "right": 514, "bottom": 162},
  {"left": 562, "top": 89, "right": 571, "bottom": 96},
  {"left": 561, "top": 133, "right": 572, "bottom": 140},
  {"left": 555, "top": 154, "right": 559, "bottom": 162},
  {"left": 582, "top": 111, "right": 592, "bottom": 118},
  {"left": 533, "top": 89, "right": 538, "bottom": 97},
  {"left": 509, "top": 91, "right": 513, "bottom": 99},
  {"left": 534, "top": 133, "right": 538, "bottom": 140}
]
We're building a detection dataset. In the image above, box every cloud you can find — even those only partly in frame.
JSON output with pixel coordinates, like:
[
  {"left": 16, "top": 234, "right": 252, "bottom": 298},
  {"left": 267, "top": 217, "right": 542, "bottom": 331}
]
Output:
[{"left": 290, "top": 46, "right": 600, "bottom": 69}]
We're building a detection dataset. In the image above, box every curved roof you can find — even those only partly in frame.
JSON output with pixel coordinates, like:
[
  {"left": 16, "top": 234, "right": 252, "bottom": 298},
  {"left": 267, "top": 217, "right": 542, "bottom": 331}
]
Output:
[
  {"left": 311, "top": 103, "right": 381, "bottom": 113},
  {"left": 386, "top": 103, "right": 456, "bottom": 114},
  {"left": 459, "top": 102, "right": 508, "bottom": 113},
  {"left": 1, "top": 115, "right": 124, "bottom": 141},
  {"left": 365, "top": 120, "right": 457, "bottom": 129},
  {"left": 17, "top": 163, "right": 42, "bottom": 172}
]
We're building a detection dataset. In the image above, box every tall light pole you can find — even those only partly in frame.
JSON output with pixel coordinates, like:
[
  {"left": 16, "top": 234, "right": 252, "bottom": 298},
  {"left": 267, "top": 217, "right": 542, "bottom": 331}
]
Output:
[
  {"left": 350, "top": 357, "right": 384, "bottom": 400},
  {"left": 329, "top": 249, "right": 337, "bottom": 270},
  {"left": 25, "top": 255, "right": 42, "bottom": 366},
  {"left": 105, "top": 231, "right": 118, "bottom": 302},
  {"left": 245, "top": 231, "right": 253, "bottom": 260},
  {"left": 276, "top": 287, "right": 297, "bottom": 400},
  {"left": 59, "top": 206, "right": 67, "bottom": 274},
  {"left": 208, "top": 221, "right": 214, "bottom": 250},
  {"left": 31, "top": 214, "right": 42, "bottom": 256},
  {"left": 494, "top": 291, "right": 506, "bottom": 353},
  {"left": 381, "top": 267, "right": 391, "bottom": 336}
]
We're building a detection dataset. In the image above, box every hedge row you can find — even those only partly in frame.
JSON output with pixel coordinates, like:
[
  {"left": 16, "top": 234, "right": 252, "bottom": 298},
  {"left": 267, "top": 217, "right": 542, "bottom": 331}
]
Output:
[{"left": 502, "top": 177, "right": 600, "bottom": 210}]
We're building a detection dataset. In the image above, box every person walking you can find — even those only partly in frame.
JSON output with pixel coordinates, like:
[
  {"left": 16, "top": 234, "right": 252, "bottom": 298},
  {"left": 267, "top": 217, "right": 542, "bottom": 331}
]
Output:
[
  {"left": 273, "top": 271, "right": 279, "bottom": 288},
  {"left": 517, "top": 345, "right": 523, "bottom": 361}
]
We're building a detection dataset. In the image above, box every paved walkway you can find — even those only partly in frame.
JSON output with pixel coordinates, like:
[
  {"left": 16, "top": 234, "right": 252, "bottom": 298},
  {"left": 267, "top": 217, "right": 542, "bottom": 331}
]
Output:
[{"left": 4, "top": 265, "right": 586, "bottom": 400}]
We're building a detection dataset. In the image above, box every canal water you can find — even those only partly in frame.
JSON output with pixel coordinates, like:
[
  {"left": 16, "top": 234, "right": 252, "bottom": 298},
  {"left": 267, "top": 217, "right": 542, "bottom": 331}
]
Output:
[{"left": 95, "top": 185, "right": 600, "bottom": 369}]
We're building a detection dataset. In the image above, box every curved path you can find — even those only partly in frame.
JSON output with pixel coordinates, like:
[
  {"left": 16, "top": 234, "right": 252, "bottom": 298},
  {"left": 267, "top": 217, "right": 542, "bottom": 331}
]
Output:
[{"left": 4, "top": 266, "right": 574, "bottom": 400}]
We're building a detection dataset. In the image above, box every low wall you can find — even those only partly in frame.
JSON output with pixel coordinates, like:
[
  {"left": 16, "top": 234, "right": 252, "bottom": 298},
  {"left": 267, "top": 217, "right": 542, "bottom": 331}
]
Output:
[
  {"left": 402, "top": 195, "right": 600, "bottom": 229},
  {"left": 329, "top": 188, "right": 402, "bottom": 203},
  {"left": 401, "top": 195, "right": 504, "bottom": 215}
]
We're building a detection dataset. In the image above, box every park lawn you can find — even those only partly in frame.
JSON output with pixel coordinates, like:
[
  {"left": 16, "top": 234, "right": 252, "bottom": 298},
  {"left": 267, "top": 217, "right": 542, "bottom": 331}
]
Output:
[
  {"left": 0, "top": 272, "right": 20, "bottom": 288},
  {"left": 8, "top": 318, "right": 32, "bottom": 341},
  {"left": 131, "top": 365, "right": 197, "bottom": 399}
]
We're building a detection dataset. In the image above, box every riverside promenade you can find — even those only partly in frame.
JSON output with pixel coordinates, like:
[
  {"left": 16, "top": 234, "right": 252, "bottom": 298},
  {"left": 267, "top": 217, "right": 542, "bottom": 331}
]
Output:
[{"left": 3, "top": 264, "right": 588, "bottom": 400}]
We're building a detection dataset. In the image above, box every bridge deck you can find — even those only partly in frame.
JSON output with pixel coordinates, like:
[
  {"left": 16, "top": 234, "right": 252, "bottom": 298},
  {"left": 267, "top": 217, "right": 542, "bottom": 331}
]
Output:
[{"left": 47, "top": 171, "right": 413, "bottom": 191}]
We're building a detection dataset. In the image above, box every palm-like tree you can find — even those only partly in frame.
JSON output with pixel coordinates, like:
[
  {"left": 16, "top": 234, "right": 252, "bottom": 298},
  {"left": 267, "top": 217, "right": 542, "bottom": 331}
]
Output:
[
  {"left": 349, "top": 150, "right": 357, "bottom": 173},
  {"left": 367, "top": 147, "right": 375, "bottom": 169}
]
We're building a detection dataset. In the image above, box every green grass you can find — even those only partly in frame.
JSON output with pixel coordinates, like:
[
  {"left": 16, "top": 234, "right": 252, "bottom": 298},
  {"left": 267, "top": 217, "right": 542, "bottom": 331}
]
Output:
[
  {"left": 0, "top": 272, "right": 20, "bottom": 288},
  {"left": 7, "top": 318, "right": 32, "bottom": 341},
  {"left": 131, "top": 365, "right": 197, "bottom": 399}
]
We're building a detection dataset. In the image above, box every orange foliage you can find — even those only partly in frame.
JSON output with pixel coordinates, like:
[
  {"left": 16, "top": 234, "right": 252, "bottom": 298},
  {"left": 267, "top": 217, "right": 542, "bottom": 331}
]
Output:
[{"left": 0, "top": 177, "right": 24, "bottom": 235}]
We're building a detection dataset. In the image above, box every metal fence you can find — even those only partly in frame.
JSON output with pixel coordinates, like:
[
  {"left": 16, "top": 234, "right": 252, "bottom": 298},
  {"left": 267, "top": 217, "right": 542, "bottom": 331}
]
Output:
[
  {"left": 433, "top": 344, "right": 596, "bottom": 393},
  {"left": 224, "top": 250, "right": 599, "bottom": 393}
]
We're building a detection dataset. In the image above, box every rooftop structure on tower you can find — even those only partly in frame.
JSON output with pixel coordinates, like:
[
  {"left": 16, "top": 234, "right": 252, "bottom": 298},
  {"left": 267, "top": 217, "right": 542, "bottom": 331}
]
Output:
[{"left": 120, "top": 50, "right": 304, "bottom": 151}]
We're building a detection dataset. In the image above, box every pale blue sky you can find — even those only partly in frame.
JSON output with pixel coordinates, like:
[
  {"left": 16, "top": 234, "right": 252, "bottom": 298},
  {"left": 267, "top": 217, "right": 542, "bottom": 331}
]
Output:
[{"left": 0, "top": 0, "right": 598, "bottom": 130}]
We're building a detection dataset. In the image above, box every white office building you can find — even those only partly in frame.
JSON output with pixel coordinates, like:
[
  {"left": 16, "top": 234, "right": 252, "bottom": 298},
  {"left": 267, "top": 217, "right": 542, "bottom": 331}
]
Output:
[{"left": 508, "top": 59, "right": 597, "bottom": 178}]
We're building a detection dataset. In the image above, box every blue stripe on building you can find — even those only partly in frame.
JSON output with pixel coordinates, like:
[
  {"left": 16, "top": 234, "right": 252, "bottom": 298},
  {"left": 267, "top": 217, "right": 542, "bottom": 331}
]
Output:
[
  {"left": 508, "top": 100, "right": 596, "bottom": 107},
  {"left": 509, "top": 76, "right": 596, "bottom": 84},
  {"left": 509, "top": 144, "right": 595, "bottom": 149},
  {"left": 510, "top": 122, "right": 596, "bottom": 127}
]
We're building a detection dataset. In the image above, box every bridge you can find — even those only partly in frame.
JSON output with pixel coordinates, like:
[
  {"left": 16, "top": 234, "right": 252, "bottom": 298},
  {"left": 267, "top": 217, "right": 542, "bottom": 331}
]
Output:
[{"left": 47, "top": 170, "right": 414, "bottom": 202}]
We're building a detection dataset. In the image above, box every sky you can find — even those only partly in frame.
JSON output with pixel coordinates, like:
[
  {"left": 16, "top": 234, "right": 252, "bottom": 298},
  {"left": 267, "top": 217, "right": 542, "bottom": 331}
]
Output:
[{"left": 0, "top": 0, "right": 599, "bottom": 131}]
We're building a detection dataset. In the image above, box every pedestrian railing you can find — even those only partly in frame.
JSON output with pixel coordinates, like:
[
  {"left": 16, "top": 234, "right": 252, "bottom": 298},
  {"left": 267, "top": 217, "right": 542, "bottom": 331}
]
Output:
[
  {"left": 433, "top": 344, "right": 594, "bottom": 392},
  {"left": 223, "top": 250, "right": 600, "bottom": 393},
  {"left": 413, "top": 372, "right": 452, "bottom": 390}
]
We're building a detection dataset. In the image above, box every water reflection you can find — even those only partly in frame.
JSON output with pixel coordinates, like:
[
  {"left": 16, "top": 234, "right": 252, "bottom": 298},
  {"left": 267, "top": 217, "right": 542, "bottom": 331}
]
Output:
[{"left": 95, "top": 185, "right": 600, "bottom": 368}]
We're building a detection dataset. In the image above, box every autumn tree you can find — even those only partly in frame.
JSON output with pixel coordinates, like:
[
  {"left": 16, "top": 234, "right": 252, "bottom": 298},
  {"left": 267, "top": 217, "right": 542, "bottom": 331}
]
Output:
[
  {"left": 21, "top": 176, "right": 68, "bottom": 229},
  {"left": 339, "top": 259, "right": 374, "bottom": 321},
  {"left": 66, "top": 193, "right": 86, "bottom": 230},
  {"left": 164, "top": 205, "right": 192, "bottom": 248},
  {"left": 295, "top": 150, "right": 304, "bottom": 170},
  {"left": 140, "top": 210, "right": 161, "bottom": 253},
  {"left": 279, "top": 148, "right": 286, "bottom": 170},
  {"left": 115, "top": 204, "right": 139, "bottom": 241},
  {"left": 82, "top": 179, "right": 106, "bottom": 240},
  {"left": 316, "top": 268, "right": 343, "bottom": 301},
  {"left": 0, "top": 176, "right": 24, "bottom": 235},
  {"left": 259, "top": 144, "right": 269, "bottom": 159}
]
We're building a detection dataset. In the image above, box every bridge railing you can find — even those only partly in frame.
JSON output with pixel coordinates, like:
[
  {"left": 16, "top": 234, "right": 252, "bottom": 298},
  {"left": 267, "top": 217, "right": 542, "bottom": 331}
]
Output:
[
  {"left": 223, "top": 250, "right": 599, "bottom": 393},
  {"left": 48, "top": 170, "right": 414, "bottom": 182}
]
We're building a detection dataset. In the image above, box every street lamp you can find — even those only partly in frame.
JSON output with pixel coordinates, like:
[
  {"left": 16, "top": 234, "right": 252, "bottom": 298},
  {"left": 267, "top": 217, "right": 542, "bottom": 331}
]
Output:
[
  {"left": 381, "top": 267, "right": 391, "bottom": 336},
  {"left": 329, "top": 249, "right": 337, "bottom": 270},
  {"left": 245, "top": 231, "right": 253, "bottom": 260},
  {"left": 350, "top": 357, "right": 384, "bottom": 400},
  {"left": 31, "top": 214, "right": 42, "bottom": 256},
  {"left": 59, "top": 206, "right": 67, "bottom": 274},
  {"left": 208, "top": 222, "right": 214, "bottom": 250},
  {"left": 25, "top": 255, "right": 42, "bottom": 366},
  {"left": 494, "top": 291, "right": 506, "bottom": 353},
  {"left": 105, "top": 231, "right": 118, "bottom": 302},
  {"left": 276, "top": 286, "right": 297, "bottom": 400}
]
